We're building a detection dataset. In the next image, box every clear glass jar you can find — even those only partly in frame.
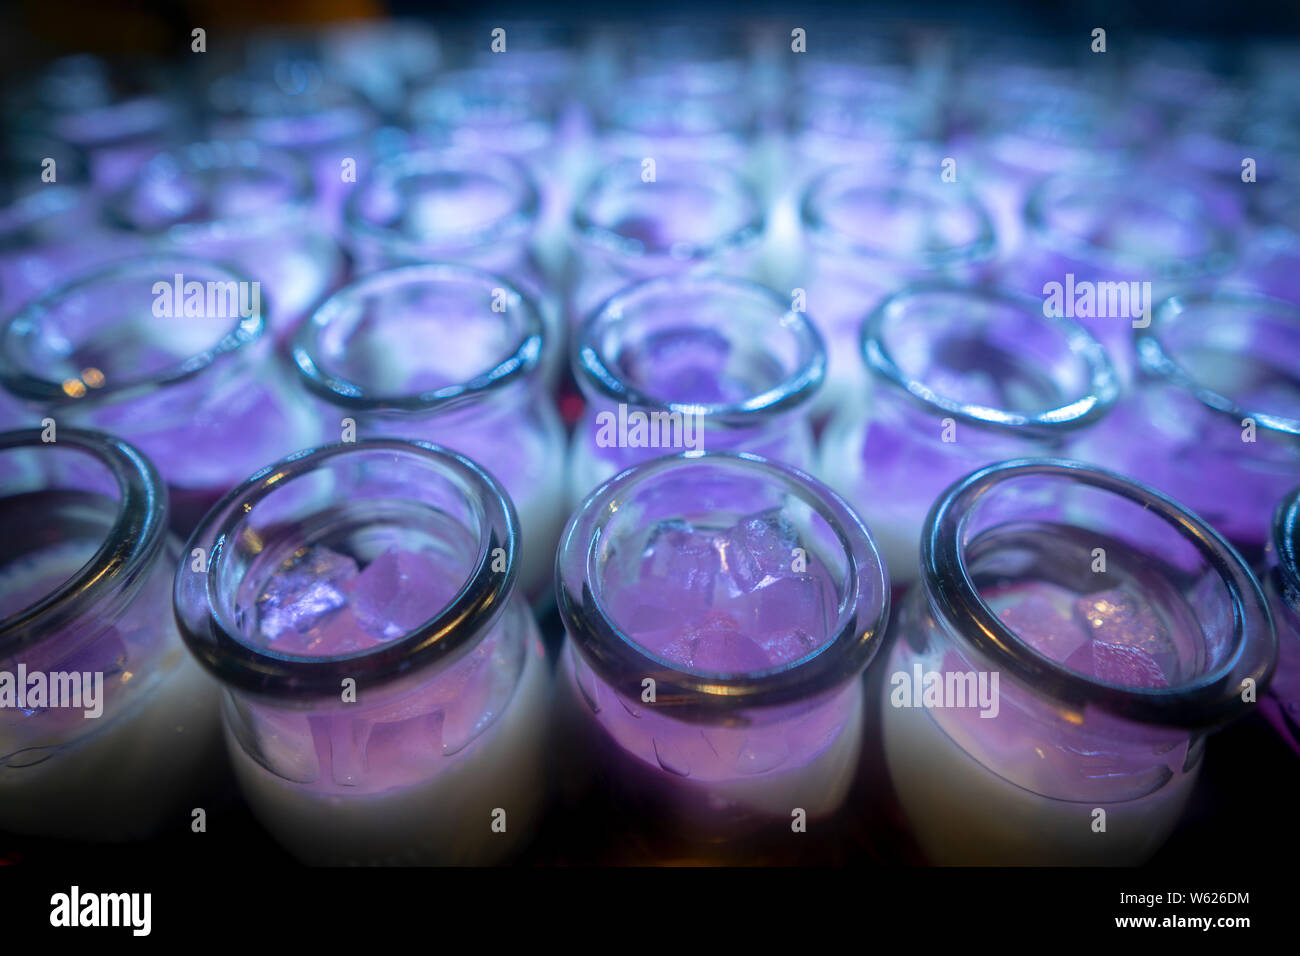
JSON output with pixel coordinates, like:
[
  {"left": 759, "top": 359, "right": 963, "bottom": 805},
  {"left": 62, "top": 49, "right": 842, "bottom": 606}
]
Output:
[
  {"left": 1014, "top": 166, "right": 1237, "bottom": 382},
  {"left": 291, "top": 264, "right": 566, "bottom": 601},
  {"left": 0, "top": 427, "right": 221, "bottom": 840},
  {"left": 343, "top": 149, "right": 559, "bottom": 381},
  {"left": 570, "top": 157, "right": 765, "bottom": 323},
  {"left": 556, "top": 451, "right": 889, "bottom": 862},
  {"left": 1077, "top": 291, "right": 1300, "bottom": 554},
  {"left": 104, "top": 140, "right": 344, "bottom": 343},
  {"left": 173, "top": 439, "right": 551, "bottom": 865},
  {"left": 10, "top": 54, "right": 190, "bottom": 191},
  {"left": 882, "top": 458, "right": 1275, "bottom": 865},
  {"left": 794, "top": 163, "right": 997, "bottom": 412},
  {"left": 1263, "top": 487, "right": 1300, "bottom": 756},
  {"left": 0, "top": 256, "right": 321, "bottom": 534},
  {"left": 569, "top": 273, "right": 824, "bottom": 507},
  {"left": 821, "top": 283, "right": 1119, "bottom": 585}
]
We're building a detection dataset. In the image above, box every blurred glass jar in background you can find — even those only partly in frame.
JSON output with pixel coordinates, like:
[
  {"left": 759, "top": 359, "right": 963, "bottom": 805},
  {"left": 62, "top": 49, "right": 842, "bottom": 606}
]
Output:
[
  {"left": 104, "top": 140, "right": 344, "bottom": 344},
  {"left": 569, "top": 274, "right": 825, "bottom": 506},
  {"left": 174, "top": 440, "right": 550, "bottom": 865},
  {"left": 292, "top": 264, "right": 566, "bottom": 601},
  {"left": 791, "top": 162, "right": 997, "bottom": 413},
  {"left": 1076, "top": 291, "right": 1300, "bottom": 555},
  {"left": 0, "top": 257, "right": 321, "bottom": 535},
  {"left": 883, "top": 459, "right": 1275, "bottom": 864},
  {"left": 203, "top": 54, "right": 380, "bottom": 230},
  {"left": 821, "top": 283, "right": 1118, "bottom": 585},
  {"left": 344, "top": 149, "right": 560, "bottom": 380},
  {"left": 556, "top": 451, "right": 889, "bottom": 862},
  {"left": 0, "top": 428, "right": 221, "bottom": 840},
  {"left": 569, "top": 157, "right": 765, "bottom": 324},
  {"left": 1013, "top": 165, "right": 1237, "bottom": 383},
  {"left": 0, "top": 137, "right": 129, "bottom": 324},
  {"left": 1262, "top": 487, "right": 1300, "bottom": 756},
  {"left": 5, "top": 54, "right": 191, "bottom": 192}
]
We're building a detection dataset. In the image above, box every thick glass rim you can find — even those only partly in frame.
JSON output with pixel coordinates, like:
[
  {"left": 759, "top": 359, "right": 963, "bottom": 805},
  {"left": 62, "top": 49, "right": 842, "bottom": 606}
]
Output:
[
  {"left": 343, "top": 148, "right": 540, "bottom": 259},
  {"left": 1138, "top": 290, "right": 1300, "bottom": 437},
  {"left": 572, "top": 158, "right": 764, "bottom": 264},
  {"left": 556, "top": 450, "right": 890, "bottom": 716},
  {"left": 1273, "top": 485, "right": 1300, "bottom": 605},
  {"left": 292, "top": 262, "right": 544, "bottom": 412},
  {"left": 922, "top": 457, "right": 1276, "bottom": 727},
  {"left": 0, "top": 255, "right": 266, "bottom": 406},
  {"left": 575, "top": 273, "right": 826, "bottom": 423},
  {"left": 861, "top": 281, "right": 1119, "bottom": 437},
  {"left": 103, "top": 139, "right": 314, "bottom": 243},
  {"left": 0, "top": 427, "right": 167, "bottom": 654},
  {"left": 800, "top": 163, "right": 997, "bottom": 268},
  {"left": 1024, "top": 166, "right": 1236, "bottom": 277},
  {"left": 172, "top": 439, "right": 519, "bottom": 700}
]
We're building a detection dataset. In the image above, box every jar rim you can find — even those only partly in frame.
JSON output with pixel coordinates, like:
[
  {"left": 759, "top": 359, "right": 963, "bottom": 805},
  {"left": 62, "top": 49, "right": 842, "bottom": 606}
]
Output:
[
  {"left": 291, "top": 263, "right": 544, "bottom": 412},
  {"left": 1273, "top": 485, "right": 1300, "bottom": 601},
  {"left": 572, "top": 158, "right": 764, "bottom": 264},
  {"left": 0, "top": 427, "right": 167, "bottom": 655},
  {"left": 0, "top": 255, "right": 266, "bottom": 406},
  {"left": 922, "top": 458, "right": 1276, "bottom": 727},
  {"left": 172, "top": 439, "right": 519, "bottom": 700},
  {"left": 1024, "top": 166, "right": 1236, "bottom": 277},
  {"left": 575, "top": 273, "right": 826, "bottom": 422},
  {"left": 556, "top": 450, "right": 890, "bottom": 716},
  {"left": 1139, "top": 290, "right": 1300, "bottom": 437},
  {"left": 103, "top": 139, "right": 314, "bottom": 242},
  {"left": 343, "top": 148, "right": 540, "bottom": 260},
  {"left": 861, "top": 281, "right": 1119, "bottom": 437},
  {"left": 799, "top": 163, "right": 997, "bottom": 268}
]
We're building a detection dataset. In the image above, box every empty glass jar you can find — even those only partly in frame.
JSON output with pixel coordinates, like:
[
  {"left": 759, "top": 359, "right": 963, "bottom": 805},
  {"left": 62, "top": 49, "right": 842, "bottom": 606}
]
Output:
[
  {"left": 1263, "top": 486, "right": 1300, "bottom": 756},
  {"left": 173, "top": 439, "right": 551, "bottom": 865},
  {"left": 882, "top": 458, "right": 1275, "bottom": 864}
]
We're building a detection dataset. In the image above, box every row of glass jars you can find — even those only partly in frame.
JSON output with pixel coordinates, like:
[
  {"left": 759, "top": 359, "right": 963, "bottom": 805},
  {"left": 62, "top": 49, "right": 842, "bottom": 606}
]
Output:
[{"left": 0, "top": 427, "right": 1291, "bottom": 865}]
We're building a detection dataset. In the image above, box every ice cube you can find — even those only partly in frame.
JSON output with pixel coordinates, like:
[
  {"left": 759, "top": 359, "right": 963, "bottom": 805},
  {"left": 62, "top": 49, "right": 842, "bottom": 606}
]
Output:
[
  {"left": 256, "top": 545, "right": 359, "bottom": 643},
  {"left": 638, "top": 520, "right": 719, "bottom": 610},
  {"left": 272, "top": 606, "right": 380, "bottom": 657},
  {"left": 758, "top": 628, "right": 819, "bottom": 667},
  {"left": 994, "top": 591, "right": 1090, "bottom": 664},
  {"left": 717, "top": 509, "right": 800, "bottom": 594},
  {"left": 351, "top": 547, "right": 452, "bottom": 642},
  {"left": 753, "top": 573, "right": 827, "bottom": 634},
  {"left": 1072, "top": 586, "right": 1178, "bottom": 677},
  {"left": 661, "top": 610, "right": 771, "bottom": 674},
  {"left": 1091, "top": 640, "right": 1168, "bottom": 688}
]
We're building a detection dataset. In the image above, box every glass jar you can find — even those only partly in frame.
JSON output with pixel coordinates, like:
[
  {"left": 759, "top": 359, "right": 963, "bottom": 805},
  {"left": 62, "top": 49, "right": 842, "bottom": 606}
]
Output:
[
  {"left": 820, "top": 282, "right": 1118, "bottom": 586},
  {"left": 1077, "top": 290, "right": 1300, "bottom": 555},
  {"left": 882, "top": 458, "right": 1276, "bottom": 865},
  {"left": 0, "top": 427, "right": 221, "bottom": 840},
  {"left": 556, "top": 451, "right": 889, "bottom": 862},
  {"left": 1263, "top": 486, "right": 1300, "bottom": 756},
  {"left": 569, "top": 273, "right": 824, "bottom": 507},
  {"left": 343, "top": 149, "right": 559, "bottom": 381},
  {"left": 569, "top": 157, "right": 765, "bottom": 324},
  {"left": 173, "top": 439, "right": 551, "bottom": 865},
  {"left": 794, "top": 163, "right": 997, "bottom": 412},
  {"left": 0, "top": 256, "right": 321, "bottom": 534},
  {"left": 104, "top": 140, "right": 344, "bottom": 344},
  {"left": 1014, "top": 166, "right": 1237, "bottom": 383},
  {"left": 291, "top": 264, "right": 566, "bottom": 601}
]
